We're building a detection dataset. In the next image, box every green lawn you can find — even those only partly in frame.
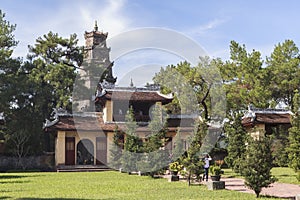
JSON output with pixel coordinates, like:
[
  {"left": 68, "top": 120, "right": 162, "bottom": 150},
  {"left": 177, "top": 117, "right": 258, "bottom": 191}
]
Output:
[
  {"left": 271, "top": 167, "right": 299, "bottom": 185},
  {"left": 0, "top": 171, "right": 286, "bottom": 200},
  {"left": 223, "top": 167, "right": 300, "bottom": 185}
]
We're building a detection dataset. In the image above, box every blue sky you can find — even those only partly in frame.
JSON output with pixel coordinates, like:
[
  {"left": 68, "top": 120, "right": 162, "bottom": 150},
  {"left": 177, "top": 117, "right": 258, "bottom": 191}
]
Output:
[{"left": 2, "top": 0, "right": 300, "bottom": 85}]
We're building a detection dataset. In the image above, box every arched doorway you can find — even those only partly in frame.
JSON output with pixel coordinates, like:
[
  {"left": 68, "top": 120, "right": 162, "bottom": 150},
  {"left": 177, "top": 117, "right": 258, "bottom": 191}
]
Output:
[{"left": 77, "top": 139, "right": 94, "bottom": 165}]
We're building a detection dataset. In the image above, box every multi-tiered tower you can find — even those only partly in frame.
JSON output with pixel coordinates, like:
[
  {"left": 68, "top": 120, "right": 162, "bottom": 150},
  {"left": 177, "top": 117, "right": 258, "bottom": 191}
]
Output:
[{"left": 76, "top": 22, "right": 116, "bottom": 111}]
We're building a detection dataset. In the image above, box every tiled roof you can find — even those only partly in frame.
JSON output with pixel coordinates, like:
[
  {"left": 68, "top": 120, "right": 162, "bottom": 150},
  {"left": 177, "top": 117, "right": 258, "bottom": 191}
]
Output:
[
  {"left": 44, "top": 115, "right": 195, "bottom": 133},
  {"left": 97, "top": 90, "right": 173, "bottom": 102},
  {"left": 242, "top": 113, "right": 291, "bottom": 126}
]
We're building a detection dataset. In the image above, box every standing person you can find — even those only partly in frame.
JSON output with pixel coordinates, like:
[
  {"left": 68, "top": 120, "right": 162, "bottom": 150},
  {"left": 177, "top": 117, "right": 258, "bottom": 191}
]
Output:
[{"left": 203, "top": 154, "right": 212, "bottom": 181}]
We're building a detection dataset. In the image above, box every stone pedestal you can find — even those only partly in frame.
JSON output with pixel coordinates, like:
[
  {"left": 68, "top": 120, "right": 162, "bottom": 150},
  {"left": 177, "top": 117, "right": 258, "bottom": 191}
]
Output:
[
  {"left": 168, "top": 175, "right": 179, "bottom": 182},
  {"left": 207, "top": 181, "right": 225, "bottom": 190}
]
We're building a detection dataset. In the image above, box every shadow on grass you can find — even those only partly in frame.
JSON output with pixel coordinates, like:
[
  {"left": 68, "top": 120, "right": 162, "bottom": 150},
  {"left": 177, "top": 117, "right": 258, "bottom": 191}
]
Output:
[
  {"left": 260, "top": 195, "right": 290, "bottom": 199},
  {"left": 0, "top": 197, "right": 11, "bottom": 199},
  {"left": 0, "top": 180, "right": 30, "bottom": 184},
  {"left": 16, "top": 198, "right": 117, "bottom": 200},
  {"left": 224, "top": 175, "right": 237, "bottom": 178},
  {"left": 0, "top": 175, "right": 28, "bottom": 179},
  {"left": 276, "top": 174, "right": 290, "bottom": 177},
  {"left": 0, "top": 174, "right": 44, "bottom": 180}
]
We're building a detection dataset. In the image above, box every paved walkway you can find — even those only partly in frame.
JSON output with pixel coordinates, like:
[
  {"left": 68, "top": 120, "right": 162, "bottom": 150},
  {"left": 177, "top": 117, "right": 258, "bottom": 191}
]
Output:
[{"left": 222, "top": 177, "right": 300, "bottom": 199}]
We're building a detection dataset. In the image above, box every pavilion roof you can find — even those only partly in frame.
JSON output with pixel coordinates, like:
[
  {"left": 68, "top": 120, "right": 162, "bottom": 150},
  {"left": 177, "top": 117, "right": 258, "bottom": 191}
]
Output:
[
  {"left": 242, "top": 106, "right": 292, "bottom": 127},
  {"left": 44, "top": 112, "right": 196, "bottom": 133},
  {"left": 95, "top": 87, "right": 173, "bottom": 103}
]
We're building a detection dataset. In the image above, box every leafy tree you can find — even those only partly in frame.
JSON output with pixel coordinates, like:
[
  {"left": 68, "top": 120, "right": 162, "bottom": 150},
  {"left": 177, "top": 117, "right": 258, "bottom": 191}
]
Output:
[
  {"left": 153, "top": 58, "right": 222, "bottom": 120},
  {"left": 0, "top": 9, "right": 19, "bottom": 125},
  {"left": 153, "top": 61, "right": 198, "bottom": 114},
  {"left": 21, "top": 31, "right": 83, "bottom": 154},
  {"left": 241, "top": 136, "right": 277, "bottom": 198},
  {"left": 27, "top": 31, "right": 84, "bottom": 111},
  {"left": 287, "top": 90, "right": 300, "bottom": 181},
  {"left": 10, "top": 130, "right": 30, "bottom": 169},
  {"left": 266, "top": 40, "right": 300, "bottom": 109},
  {"left": 219, "top": 41, "right": 270, "bottom": 112},
  {"left": 224, "top": 112, "right": 248, "bottom": 173},
  {"left": 0, "top": 10, "right": 44, "bottom": 155}
]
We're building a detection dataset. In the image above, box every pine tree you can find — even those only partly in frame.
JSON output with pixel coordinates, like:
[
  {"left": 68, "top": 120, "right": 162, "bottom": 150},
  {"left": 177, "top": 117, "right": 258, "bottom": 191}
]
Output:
[
  {"left": 241, "top": 136, "right": 277, "bottom": 198},
  {"left": 271, "top": 125, "right": 289, "bottom": 167},
  {"left": 139, "top": 104, "right": 168, "bottom": 175},
  {"left": 171, "top": 129, "right": 185, "bottom": 162},
  {"left": 287, "top": 90, "right": 300, "bottom": 181},
  {"left": 121, "top": 107, "right": 142, "bottom": 173},
  {"left": 108, "top": 125, "right": 123, "bottom": 170},
  {"left": 181, "top": 119, "right": 207, "bottom": 186},
  {"left": 224, "top": 112, "right": 248, "bottom": 173}
]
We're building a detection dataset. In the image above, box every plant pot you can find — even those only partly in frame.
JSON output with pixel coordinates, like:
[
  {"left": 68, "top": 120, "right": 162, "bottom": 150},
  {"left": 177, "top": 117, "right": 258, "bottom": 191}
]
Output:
[
  {"left": 211, "top": 175, "right": 221, "bottom": 181},
  {"left": 171, "top": 171, "right": 178, "bottom": 175}
]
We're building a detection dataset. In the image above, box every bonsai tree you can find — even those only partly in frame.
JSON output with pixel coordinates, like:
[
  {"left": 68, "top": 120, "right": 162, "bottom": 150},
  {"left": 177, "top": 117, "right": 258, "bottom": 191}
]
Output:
[
  {"left": 169, "top": 161, "right": 183, "bottom": 175},
  {"left": 209, "top": 165, "right": 223, "bottom": 181},
  {"left": 210, "top": 165, "right": 222, "bottom": 176}
]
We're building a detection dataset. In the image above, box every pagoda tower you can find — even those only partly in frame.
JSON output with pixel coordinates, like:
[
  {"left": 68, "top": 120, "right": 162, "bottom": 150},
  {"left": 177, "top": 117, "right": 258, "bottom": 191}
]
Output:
[{"left": 76, "top": 21, "right": 116, "bottom": 111}]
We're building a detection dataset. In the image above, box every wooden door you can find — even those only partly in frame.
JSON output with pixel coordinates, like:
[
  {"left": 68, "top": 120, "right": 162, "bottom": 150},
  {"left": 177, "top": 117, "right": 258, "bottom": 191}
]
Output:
[
  {"left": 65, "top": 137, "right": 75, "bottom": 165},
  {"left": 96, "top": 137, "right": 107, "bottom": 165}
]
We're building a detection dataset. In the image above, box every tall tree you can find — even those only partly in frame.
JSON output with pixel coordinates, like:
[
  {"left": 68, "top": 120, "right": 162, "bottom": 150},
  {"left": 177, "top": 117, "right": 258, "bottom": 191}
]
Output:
[
  {"left": 1, "top": 23, "right": 84, "bottom": 156},
  {"left": 266, "top": 40, "right": 300, "bottom": 109},
  {"left": 109, "top": 125, "right": 123, "bottom": 170},
  {"left": 0, "top": 10, "right": 42, "bottom": 155},
  {"left": 27, "top": 31, "right": 84, "bottom": 112},
  {"left": 219, "top": 41, "right": 269, "bottom": 112},
  {"left": 287, "top": 90, "right": 300, "bottom": 181},
  {"left": 153, "top": 57, "right": 223, "bottom": 120},
  {"left": 0, "top": 10, "right": 20, "bottom": 118},
  {"left": 153, "top": 61, "right": 198, "bottom": 114},
  {"left": 139, "top": 104, "right": 168, "bottom": 175},
  {"left": 241, "top": 136, "right": 277, "bottom": 198},
  {"left": 181, "top": 119, "right": 206, "bottom": 186},
  {"left": 271, "top": 125, "right": 289, "bottom": 167},
  {"left": 121, "top": 107, "right": 142, "bottom": 173},
  {"left": 224, "top": 112, "right": 248, "bottom": 173},
  {"left": 171, "top": 129, "right": 184, "bottom": 162}
]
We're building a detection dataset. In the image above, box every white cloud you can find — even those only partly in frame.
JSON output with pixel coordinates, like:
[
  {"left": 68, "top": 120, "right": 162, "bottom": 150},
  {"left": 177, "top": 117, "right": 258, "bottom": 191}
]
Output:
[
  {"left": 186, "top": 18, "right": 228, "bottom": 36},
  {"left": 11, "top": 0, "right": 130, "bottom": 58}
]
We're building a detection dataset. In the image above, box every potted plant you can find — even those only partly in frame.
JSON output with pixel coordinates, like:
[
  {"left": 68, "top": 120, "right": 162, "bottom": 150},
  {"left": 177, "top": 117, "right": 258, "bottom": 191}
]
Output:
[
  {"left": 169, "top": 161, "right": 183, "bottom": 175},
  {"left": 210, "top": 165, "right": 222, "bottom": 181}
]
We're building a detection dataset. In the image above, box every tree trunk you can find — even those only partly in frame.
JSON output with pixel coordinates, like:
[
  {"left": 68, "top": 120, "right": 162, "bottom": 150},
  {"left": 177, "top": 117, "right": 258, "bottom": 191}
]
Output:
[{"left": 255, "top": 190, "right": 260, "bottom": 198}]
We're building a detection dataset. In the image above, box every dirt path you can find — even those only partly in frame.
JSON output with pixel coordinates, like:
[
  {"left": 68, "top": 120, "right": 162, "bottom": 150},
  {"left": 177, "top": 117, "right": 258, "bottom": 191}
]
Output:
[{"left": 222, "top": 177, "right": 300, "bottom": 199}]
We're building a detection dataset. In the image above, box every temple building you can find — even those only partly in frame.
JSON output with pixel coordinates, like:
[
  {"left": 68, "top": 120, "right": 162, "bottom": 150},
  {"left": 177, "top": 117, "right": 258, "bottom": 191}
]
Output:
[
  {"left": 242, "top": 105, "right": 292, "bottom": 139},
  {"left": 44, "top": 24, "right": 196, "bottom": 171}
]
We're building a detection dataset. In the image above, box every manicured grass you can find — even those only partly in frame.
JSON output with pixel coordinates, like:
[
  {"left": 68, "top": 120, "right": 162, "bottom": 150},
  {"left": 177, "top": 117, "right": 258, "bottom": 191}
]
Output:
[
  {"left": 271, "top": 167, "right": 299, "bottom": 185},
  {"left": 0, "top": 171, "right": 286, "bottom": 200},
  {"left": 222, "top": 168, "right": 242, "bottom": 178},
  {"left": 223, "top": 167, "right": 300, "bottom": 185}
]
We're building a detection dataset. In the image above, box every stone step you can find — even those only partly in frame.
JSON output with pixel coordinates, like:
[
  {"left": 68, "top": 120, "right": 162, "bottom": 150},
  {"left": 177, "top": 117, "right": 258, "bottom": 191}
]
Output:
[{"left": 57, "top": 165, "right": 112, "bottom": 172}]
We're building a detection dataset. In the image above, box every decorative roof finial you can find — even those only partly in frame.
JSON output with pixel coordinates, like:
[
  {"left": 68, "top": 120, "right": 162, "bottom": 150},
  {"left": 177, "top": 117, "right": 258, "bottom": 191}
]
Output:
[
  {"left": 130, "top": 78, "right": 134, "bottom": 87},
  {"left": 94, "top": 20, "right": 98, "bottom": 31}
]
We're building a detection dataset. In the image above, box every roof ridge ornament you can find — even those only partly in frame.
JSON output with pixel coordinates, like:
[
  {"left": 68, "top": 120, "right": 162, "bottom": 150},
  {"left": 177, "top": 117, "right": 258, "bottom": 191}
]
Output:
[
  {"left": 130, "top": 78, "right": 134, "bottom": 87},
  {"left": 94, "top": 20, "right": 98, "bottom": 31}
]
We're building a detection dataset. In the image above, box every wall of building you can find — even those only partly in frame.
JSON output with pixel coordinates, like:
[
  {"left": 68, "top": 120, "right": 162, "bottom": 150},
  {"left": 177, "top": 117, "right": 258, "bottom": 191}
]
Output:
[
  {"left": 55, "top": 130, "right": 113, "bottom": 166},
  {"left": 245, "top": 123, "right": 265, "bottom": 140},
  {"left": 103, "top": 100, "right": 113, "bottom": 122}
]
